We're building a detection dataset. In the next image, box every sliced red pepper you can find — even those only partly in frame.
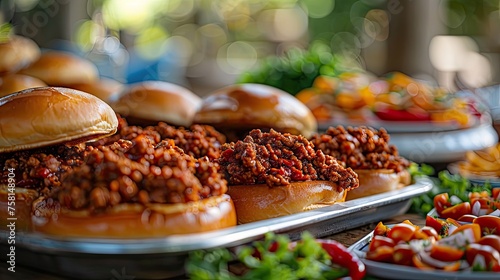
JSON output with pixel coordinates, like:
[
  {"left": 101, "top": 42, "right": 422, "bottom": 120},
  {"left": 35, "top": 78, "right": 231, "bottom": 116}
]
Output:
[
  {"left": 374, "top": 107, "right": 431, "bottom": 121},
  {"left": 320, "top": 240, "right": 366, "bottom": 280}
]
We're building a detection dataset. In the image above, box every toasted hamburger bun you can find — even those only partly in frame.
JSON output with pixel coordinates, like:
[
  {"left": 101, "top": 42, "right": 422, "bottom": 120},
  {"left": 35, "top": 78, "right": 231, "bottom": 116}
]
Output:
[
  {"left": 19, "top": 51, "right": 99, "bottom": 86},
  {"left": 111, "top": 81, "right": 202, "bottom": 127},
  {"left": 226, "top": 181, "right": 346, "bottom": 224},
  {"left": 0, "top": 35, "right": 41, "bottom": 74},
  {"left": 0, "top": 74, "right": 47, "bottom": 97},
  {"left": 346, "top": 169, "right": 411, "bottom": 200},
  {"left": 32, "top": 194, "right": 236, "bottom": 238},
  {"left": 193, "top": 83, "right": 318, "bottom": 141},
  {"left": 69, "top": 78, "right": 124, "bottom": 103},
  {"left": 0, "top": 87, "right": 118, "bottom": 153}
]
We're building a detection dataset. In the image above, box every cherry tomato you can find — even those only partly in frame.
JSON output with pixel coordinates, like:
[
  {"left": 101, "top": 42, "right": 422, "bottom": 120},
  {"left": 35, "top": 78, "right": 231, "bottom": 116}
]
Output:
[
  {"left": 451, "top": 223, "right": 482, "bottom": 243},
  {"left": 430, "top": 243, "right": 464, "bottom": 262},
  {"left": 434, "top": 193, "right": 451, "bottom": 216},
  {"left": 369, "top": 235, "right": 395, "bottom": 251},
  {"left": 373, "top": 221, "right": 390, "bottom": 236},
  {"left": 440, "top": 202, "right": 472, "bottom": 220},
  {"left": 388, "top": 223, "right": 416, "bottom": 244},
  {"left": 458, "top": 214, "right": 478, "bottom": 223},
  {"left": 393, "top": 243, "right": 414, "bottom": 266},
  {"left": 478, "top": 235, "right": 500, "bottom": 253},
  {"left": 466, "top": 243, "right": 500, "bottom": 271},
  {"left": 474, "top": 215, "right": 500, "bottom": 236},
  {"left": 366, "top": 246, "right": 394, "bottom": 262},
  {"left": 425, "top": 215, "right": 445, "bottom": 234}
]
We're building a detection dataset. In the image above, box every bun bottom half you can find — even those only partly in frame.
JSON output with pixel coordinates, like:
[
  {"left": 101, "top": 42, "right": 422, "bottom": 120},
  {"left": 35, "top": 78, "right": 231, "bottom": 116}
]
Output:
[
  {"left": 32, "top": 194, "right": 236, "bottom": 238},
  {"left": 226, "top": 181, "right": 347, "bottom": 224},
  {"left": 0, "top": 185, "right": 39, "bottom": 231},
  {"left": 346, "top": 169, "right": 411, "bottom": 200}
]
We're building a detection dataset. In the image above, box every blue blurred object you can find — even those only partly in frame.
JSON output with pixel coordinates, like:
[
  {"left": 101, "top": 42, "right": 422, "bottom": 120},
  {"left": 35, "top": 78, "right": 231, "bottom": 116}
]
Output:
[{"left": 125, "top": 46, "right": 190, "bottom": 88}]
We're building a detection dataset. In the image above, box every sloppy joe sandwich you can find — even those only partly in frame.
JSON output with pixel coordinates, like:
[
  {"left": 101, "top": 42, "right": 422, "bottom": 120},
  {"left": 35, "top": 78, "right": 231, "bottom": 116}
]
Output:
[
  {"left": 33, "top": 138, "right": 236, "bottom": 238},
  {"left": 111, "top": 81, "right": 202, "bottom": 127},
  {"left": 0, "top": 74, "right": 47, "bottom": 98},
  {"left": 0, "top": 35, "right": 40, "bottom": 75},
  {"left": 193, "top": 83, "right": 318, "bottom": 141},
  {"left": 310, "top": 126, "right": 411, "bottom": 200},
  {"left": 0, "top": 87, "right": 118, "bottom": 230},
  {"left": 19, "top": 51, "right": 99, "bottom": 86},
  {"left": 219, "top": 129, "right": 359, "bottom": 224}
]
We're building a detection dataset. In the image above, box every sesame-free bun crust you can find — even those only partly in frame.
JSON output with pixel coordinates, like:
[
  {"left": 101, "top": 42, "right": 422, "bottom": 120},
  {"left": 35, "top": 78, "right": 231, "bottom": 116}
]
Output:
[
  {"left": 0, "top": 35, "right": 41, "bottom": 74},
  {"left": 0, "top": 74, "right": 47, "bottom": 97},
  {"left": 111, "top": 81, "right": 202, "bottom": 127},
  {"left": 32, "top": 194, "right": 237, "bottom": 238},
  {"left": 70, "top": 78, "right": 124, "bottom": 103},
  {"left": 0, "top": 185, "right": 38, "bottom": 231},
  {"left": 346, "top": 169, "right": 411, "bottom": 200},
  {"left": 193, "top": 83, "right": 318, "bottom": 139},
  {"left": 0, "top": 87, "right": 118, "bottom": 153},
  {"left": 19, "top": 51, "right": 99, "bottom": 86},
  {"left": 226, "top": 180, "right": 346, "bottom": 224}
]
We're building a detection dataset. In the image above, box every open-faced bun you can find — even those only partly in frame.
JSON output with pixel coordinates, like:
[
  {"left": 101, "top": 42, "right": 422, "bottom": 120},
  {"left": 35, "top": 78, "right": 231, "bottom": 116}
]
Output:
[
  {"left": 111, "top": 81, "right": 202, "bottom": 127},
  {"left": 32, "top": 194, "right": 236, "bottom": 238},
  {"left": 0, "top": 185, "right": 38, "bottom": 231},
  {"left": 19, "top": 51, "right": 99, "bottom": 86},
  {"left": 346, "top": 169, "right": 411, "bottom": 200},
  {"left": 0, "top": 74, "right": 47, "bottom": 97},
  {"left": 0, "top": 87, "right": 118, "bottom": 153},
  {"left": 0, "top": 35, "right": 41, "bottom": 74},
  {"left": 69, "top": 78, "right": 124, "bottom": 103},
  {"left": 193, "top": 83, "right": 318, "bottom": 140},
  {"left": 226, "top": 181, "right": 346, "bottom": 224}
]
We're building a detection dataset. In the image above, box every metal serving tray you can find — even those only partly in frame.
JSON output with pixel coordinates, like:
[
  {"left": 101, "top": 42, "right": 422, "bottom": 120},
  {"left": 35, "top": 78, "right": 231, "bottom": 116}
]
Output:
[
  {"left": 0, "top": 177, "right": 432, "bottom": 279},
  {"left": 349, "top": 225, "right": 499, "bottom": 280}
]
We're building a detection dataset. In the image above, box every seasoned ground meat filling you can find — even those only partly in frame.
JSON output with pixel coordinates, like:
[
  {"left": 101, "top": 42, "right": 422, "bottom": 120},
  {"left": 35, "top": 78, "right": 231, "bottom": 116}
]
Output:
[
  {"left": 91, "top": 115, "right": 225, "bottom": 160},
  {"left": 0, "top": 144, "right": 88, "bottom": 196},
  {"left": 52, "top": 135, "right": 227, "bottom": 213},
  {"left": 218, "top": 129, "right": 359, "bottom": 191},
  {"left": 310, "top": 126, "right": 410, "bottom": 172}
]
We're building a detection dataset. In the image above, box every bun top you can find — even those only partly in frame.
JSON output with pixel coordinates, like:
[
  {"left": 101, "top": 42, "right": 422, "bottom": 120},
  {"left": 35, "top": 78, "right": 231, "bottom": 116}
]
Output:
[
  {"left": 0, "top": 87, "right": 118, "bottom": 153},
  {"left": 111, "top": 81, "right": 202, "bottom": 127},
  {"left": 193, "top": 83, "right": 318, "bottom": 138},
  {"left": 0, "top": 74, "right": 47, "bottom": 98},
  {"left": 19, "top": 51, "right": 99, "bottom": 86},
  {"left": 0, "top": 35, "right": 41, "bottom": 74},
  {"left": 69, "top": 78, "right": 124, "bottom": 103}
]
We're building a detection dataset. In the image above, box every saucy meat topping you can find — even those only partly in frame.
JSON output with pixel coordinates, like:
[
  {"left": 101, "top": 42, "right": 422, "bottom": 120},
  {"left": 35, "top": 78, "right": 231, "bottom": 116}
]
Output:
[
  {"left": 91, "top": 115, "right": 225, "bottom": 160},
  {"left": 52, "top": 136, "right": 227, "bottom": 212},
  {"left": 310, "top": 126, "right": 410, "bottom": 172},
  {"left": 0, "top": 144, "right": 88, "bottom": 196},
  {"left": 218, "top": 129, "right": 359, "bottom": 190}
]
